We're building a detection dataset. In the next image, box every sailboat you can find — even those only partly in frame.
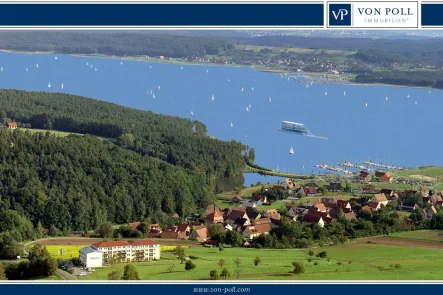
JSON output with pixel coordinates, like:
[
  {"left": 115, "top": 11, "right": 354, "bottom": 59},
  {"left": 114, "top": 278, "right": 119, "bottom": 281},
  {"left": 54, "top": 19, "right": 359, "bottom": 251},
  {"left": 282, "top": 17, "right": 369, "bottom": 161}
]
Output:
[
  {"left": 246, "top": 107, "right": 249, "bottom": 112},
  {"left": 306, "top": 84, "right": 309, "bottom": 88},
  {"left": 190, "top": 111, "right": 194, "bottom": 116},
  {"left": 344, "top": 91, "right": 346, "bottom": 96},
  {"left": 269, "top": 97, "right": 272, "bottom": 102},
  {"left": 157, "top": 85, "right": 161, "bottom": 90},
  {"left": 206, "top": 70, "right": 209, "bottom": 73},
  {"left": 230, "top": 122, "right": 233, "bottom": 127},
  {"left": 61, "top": 83, "right": 64, "bottom": 89},
  {"left": 289, "top": 146, "right": 295, "bottom": 155},
  {"left": 150, "top": 89, "right": 153, "bottom": 95},
  {"left": 386, "top": 96, "right": 388, "bottom": 102},
  {"left": 48, "top": 83, "right": 51, "bottom": 88},
  {"left": 90, "top": 65, "right": 93, "bottom": 68},
  {"left": 407, "top": 94, "right": 410, "bottom": 98},
  {"left": 55, "top": 56, "right": 58, "bottom": 60},
  {"left": 228, "top": 78, "right": 230, "bottom": 82},
  {"left": 415, "top": 101, "right": 418, "bottom": 105},
  {"left": 120, "top": 61, "right": 123, "bottom": 65},
  {"left": 325, "top": 92, "right": 328, "bottom": 96},
  {"left": 95, "top": 68, "right": 98, "bottom": 71},
  {"left": 180, "top": 66, "right": 183, "bottom": 70},
  {"left": 0, "top": 67, "right": 3, "bottom": 72},
  {"left": 251, "top": 87, "right": 254, "bottom": 91},
  {"left": 86, "top": 62, "right": 89, "bottom": 66},
  {"left": 26, "top": 67, "right": 28, "bottom": 72},
  {"left": 149, "top": 65, "right": 152, "bottom": 69},
  {"left": 152, "top": 94, "right": 156, "bottom": 99},
  {"left": 365, "top": 102, "right": 368, "bottom": 107},
  {"left": 36, "top": 64, "right": 39, "bottom": 68},
  {"left": 241, "top": 87, "right": 244, "bottom": 92},
  {"left": 211, "top": 95, "right": 215, "bottom": 101}
]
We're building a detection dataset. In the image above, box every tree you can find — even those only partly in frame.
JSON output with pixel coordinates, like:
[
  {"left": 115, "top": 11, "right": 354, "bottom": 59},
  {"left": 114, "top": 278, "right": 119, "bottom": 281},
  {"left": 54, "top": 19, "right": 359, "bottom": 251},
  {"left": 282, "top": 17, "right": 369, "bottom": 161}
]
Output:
[
  {"left": 318, "top": 186, "right": 326, "bottom": 196},
  {"left": 308, "top": 250, "right": 314, "bottom": 256},
  {"left": 0, "top": 264, "right": 6, "bottom": 280},
  {"left": 316, "top": 251, "right": 328, "bottom": 259},
  {"left": 136, "top": 220, "right": 151, "bottom": 235},
  {"left": 233, "top": 257, "right": 241, "bottom": 267},
  {"left": 253, "top": 256, "right": 261, "bottom": 266},
  {"left": 218, "top": 259, "right": 225, "bottom": 268},
  {"left": 185, "top": 260, "right": 196, "bottom": 271},
  {"left": 122, "top": 264, "right": 139, "bottom": 280},
  {"left": 107, "top": 270, "right": 121, "bottom": 280},
  {"left": 207, "top": 224, "right": 225, "bottom": 238},
  {"left": 167, "top": 264, "right": 175, "bottom": 273},
  {"left": 234, "top": 268, "right": 241, "bottom": 279},
  {"left": 209, "top": 269, "right": 218, "bottom": 280},
  {"left": 225, "top": 230, "right": 243, "bottom": 246},
  {"left": 220, "top": 268, "right": 230, "bottom": 279},
  {"left": 218, "top": 244, "right": 224, "bottom": 252},
  {"left": 175, "top": 246, "right": 186, "bottom": 264},
  {"left": 98, "top": 223, "right": 114, "bottom": 239},
  {"left": 292, "top": 261, "right": 305, "bottom": 275}
]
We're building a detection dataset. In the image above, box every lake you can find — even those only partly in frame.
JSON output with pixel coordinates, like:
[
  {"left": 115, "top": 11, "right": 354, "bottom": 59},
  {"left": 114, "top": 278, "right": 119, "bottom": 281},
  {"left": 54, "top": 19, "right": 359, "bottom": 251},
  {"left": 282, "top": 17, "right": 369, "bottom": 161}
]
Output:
[{"left": 0, "top": 51, "right": 441, "bottom": 186}]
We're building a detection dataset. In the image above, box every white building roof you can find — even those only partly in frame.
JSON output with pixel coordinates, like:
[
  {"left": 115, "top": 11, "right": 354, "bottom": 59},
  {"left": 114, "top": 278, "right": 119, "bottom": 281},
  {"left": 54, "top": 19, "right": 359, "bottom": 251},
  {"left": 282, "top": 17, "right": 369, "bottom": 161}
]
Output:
[{"left": 80, "top": 246, "right": 102, "bottom": 255}]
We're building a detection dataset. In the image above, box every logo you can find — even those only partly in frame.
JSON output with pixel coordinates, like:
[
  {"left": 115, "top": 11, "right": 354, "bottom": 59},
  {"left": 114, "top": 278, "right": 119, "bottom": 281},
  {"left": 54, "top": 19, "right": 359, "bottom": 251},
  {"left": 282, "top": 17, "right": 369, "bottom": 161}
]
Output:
[
  {"left": 329, "top": 4, "right": 352, "bottom": 26},
  {"left": 332, "top": 9, "right": 349, "bottom": 21}
]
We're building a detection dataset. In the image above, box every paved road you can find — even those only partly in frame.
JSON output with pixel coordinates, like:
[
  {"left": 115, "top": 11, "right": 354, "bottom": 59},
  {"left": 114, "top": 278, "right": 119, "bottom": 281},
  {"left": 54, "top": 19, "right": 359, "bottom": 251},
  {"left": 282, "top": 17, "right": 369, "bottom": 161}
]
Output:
[{"left": 56, "top": 269, "right": 76, "bottom": 280}]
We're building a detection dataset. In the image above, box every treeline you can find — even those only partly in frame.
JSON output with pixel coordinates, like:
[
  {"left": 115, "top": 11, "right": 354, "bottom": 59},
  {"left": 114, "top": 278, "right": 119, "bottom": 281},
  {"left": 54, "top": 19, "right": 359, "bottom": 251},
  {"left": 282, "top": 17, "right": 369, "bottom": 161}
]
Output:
[
  {"left": 237, "top": 35, "right": 443, "bottom": 66},
  {"left": 0, "top": 31, "right": 234, "bottom": 58},
  {"left": 354, "top": 70, "right": 443, "bottom": 88},
  {"left": 0, "top": 129, "right": 214, "bottom": 232},
  {"left": 0, "top": 90, "right": 247, "bottom": 179},
  {"left": 251, "top": 206, "right": 418, "bottom": 249},
  {"left": 353, "top": 49, "right": 405, "bottom": 65}
]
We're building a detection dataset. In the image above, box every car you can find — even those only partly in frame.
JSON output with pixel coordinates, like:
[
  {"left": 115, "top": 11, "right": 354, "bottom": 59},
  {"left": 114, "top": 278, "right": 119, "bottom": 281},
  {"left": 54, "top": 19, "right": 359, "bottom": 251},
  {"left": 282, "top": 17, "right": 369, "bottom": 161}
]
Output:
[{"left": 78, "top": 272, "right": 87, "bottom": 276}]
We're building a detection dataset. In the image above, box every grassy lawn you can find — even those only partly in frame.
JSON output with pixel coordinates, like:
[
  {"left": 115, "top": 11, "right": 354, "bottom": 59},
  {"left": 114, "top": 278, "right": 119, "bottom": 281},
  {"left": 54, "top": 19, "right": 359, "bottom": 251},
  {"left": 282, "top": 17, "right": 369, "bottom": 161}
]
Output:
[
  {"left": 394, "top": 166, "right": 443, "bottom": 181},
  {"left": 389, "top": 230, "right": 443, "bottom": 243},
  {"left": 78, "top": 242, "right": 443, "bottom": 280},
  {"left": 36, "top": 274, "right": 64, "bottom": 280},
  {"left": 17, "top": 128, "right": 111, "bottom": 141}
]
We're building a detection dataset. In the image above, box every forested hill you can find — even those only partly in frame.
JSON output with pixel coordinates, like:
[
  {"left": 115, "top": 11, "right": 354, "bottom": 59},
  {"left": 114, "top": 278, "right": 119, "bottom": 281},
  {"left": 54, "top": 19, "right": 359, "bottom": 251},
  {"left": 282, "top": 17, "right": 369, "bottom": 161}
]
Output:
[
  {"left": 0, "top": 129, "right": 211, "bottom": 231},
  {"left": 0, "top": 31, "right": 234, "bottom": 57},
  {"left": 0, "top": 90, "right": 247, "bottom": 179}
]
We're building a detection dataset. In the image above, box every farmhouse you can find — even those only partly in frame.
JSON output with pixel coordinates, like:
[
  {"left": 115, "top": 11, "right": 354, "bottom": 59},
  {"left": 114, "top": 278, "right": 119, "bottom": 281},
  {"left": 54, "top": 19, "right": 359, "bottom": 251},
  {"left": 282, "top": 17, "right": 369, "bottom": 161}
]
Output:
[
  {"left": 372, "top": 193, "right": 389, "bottom": 206},
  {"left": 301, "top": 214, "right": 325, "bottom": 228},
  {"left": 7, "top": 122, "right": 17, "bottom": 129}
]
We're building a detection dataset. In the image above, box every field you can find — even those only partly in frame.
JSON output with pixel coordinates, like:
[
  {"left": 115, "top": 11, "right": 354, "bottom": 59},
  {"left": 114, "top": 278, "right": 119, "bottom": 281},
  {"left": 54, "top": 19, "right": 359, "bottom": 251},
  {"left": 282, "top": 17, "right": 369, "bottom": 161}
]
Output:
[
  {"left": 43, "top": 245, "right": 86, "bottom": 260},
  {"left": 77, "top": 232, "right": 443, "bottom": 280},
  {"left": 394, "top": 166, "right": 443, "bottom": 181},
  {"left": 389, "top": 230, "right": 443, "bottom": 243}
]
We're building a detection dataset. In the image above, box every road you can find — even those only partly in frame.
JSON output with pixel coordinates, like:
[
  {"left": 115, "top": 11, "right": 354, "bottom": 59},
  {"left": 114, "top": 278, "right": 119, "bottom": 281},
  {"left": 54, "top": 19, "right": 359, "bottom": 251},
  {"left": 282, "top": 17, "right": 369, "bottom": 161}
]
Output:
[{"left": 55, "top": 269, "right": 76, "bottom": 280}]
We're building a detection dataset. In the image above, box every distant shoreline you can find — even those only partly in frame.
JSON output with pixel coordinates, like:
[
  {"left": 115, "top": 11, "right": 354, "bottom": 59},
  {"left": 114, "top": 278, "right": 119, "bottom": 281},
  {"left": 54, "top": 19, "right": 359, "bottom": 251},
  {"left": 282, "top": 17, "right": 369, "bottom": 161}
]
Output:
[{"left": 0, "top": 49, "right": 438, "bottom": 91}]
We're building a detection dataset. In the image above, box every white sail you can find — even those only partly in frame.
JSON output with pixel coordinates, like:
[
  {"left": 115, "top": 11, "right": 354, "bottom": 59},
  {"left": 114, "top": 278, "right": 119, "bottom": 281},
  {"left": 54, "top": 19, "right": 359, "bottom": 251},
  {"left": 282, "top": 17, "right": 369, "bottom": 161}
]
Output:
[
  {"left": 289, "top": 146, "right": 294, "bottom": 155},
  {"left": 61, "top": 83, "right": 64, "bottom": 89},
  {"left": 95, "top": 68, "right": 98, "bottom": 71},
  {"left": 120, "top": 61, "right": 123, "bottom": 65},
  {"left": 228, "top": 78, "right": 230, "bottom": 82},
  {"left": 55, "top": 56, "right": 58, "bottom": 60},
  {"left": 190, "top": 111, "right": 193, "bottom": 116},
  {"left": 251, "top": 87, "right": 254, "bottom": 91},
  {"left": 152, "top": 94, "right": 156, "bottom": 99},
  {"left": 246, "top": 107, "right": 249, "bottom": 112},
  {"left": 306, "top": 84, "right": 309, "bottom": 88},
  {"left": 269, "top": 97, "right": 272, "bottom": 102},
  {"left": 86, "top": 62, "right": 89, "bottom": 66},
  {"left": 180, "top": 66, "right": 183, "bottom": 70},
  {"left": 386, "top": 96, "right": 388, "bottom": 101},
  {"left": 407, "top": 94, "right": 410, "bottom": 98},
  {"left": 157, "top": 85, "right": 160, "bottom": 90},
  {"left": 26, "top": 67, "right": 28, "bottom": 72},
  {"left": 48, "top": 83, "right": 51, "bottom": 88},
  {"left": 0, "top": 67, "right": 3, "bottom": 72},
  {"left": 365, "top": 102, "right": 368, "bottom": 107},
  {"left": 36, "top": 64, "right": 39, "bottom": 68},
  {"left": 344, "top": 91, "right": 346, "bottom": 96},
  {"left": 211, "top": 95, "right": 215, "bottom": 101},
  {"left": 415, "top": 101, "right": 418, "bottom": 105},
  {"left": 230, "top": 122, "right": 233, "bottom": 127},
  {"left": 325, "top": 92, "right": 328, "bottom": 96},
  {"left": 241, "top": 87, "right": 244, "bottom": 92}
]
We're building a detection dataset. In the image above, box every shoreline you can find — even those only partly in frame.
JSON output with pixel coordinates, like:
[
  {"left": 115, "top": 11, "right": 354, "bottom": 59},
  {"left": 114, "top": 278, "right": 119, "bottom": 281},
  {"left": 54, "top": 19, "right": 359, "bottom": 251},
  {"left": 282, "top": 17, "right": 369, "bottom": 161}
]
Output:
[{"left": 0, "top": 49, "right": 438, "bottom": 91}]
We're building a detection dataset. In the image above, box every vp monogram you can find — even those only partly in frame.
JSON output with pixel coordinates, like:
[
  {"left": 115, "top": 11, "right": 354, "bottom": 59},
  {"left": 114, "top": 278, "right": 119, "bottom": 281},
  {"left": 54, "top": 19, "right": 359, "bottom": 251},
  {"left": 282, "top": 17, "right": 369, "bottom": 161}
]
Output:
[{"left": 332, "top": 9, "right": 349, "bottom": 20}]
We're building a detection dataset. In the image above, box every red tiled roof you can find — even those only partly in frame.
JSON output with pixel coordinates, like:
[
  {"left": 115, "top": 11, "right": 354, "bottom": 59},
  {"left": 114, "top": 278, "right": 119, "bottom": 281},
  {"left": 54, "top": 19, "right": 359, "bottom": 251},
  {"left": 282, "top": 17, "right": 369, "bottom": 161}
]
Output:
[
  {"left": 92, "top": 240, "right": 131, "bottom": 248},
  {"left": 373, "top": 193, "right": 388, "bottom": 202},
  {"left": 367, "top": 202, "right": 380, "bottom": 209},
  {"left": 128, "top": 221, "right": 140, "bottom": 231},
  {"left": 7, "top": 122, "right": 17, "bottom": 127},
  {"left": 177, "top": 223, "right": 190, "bottom": 232},
  {"left": 302, "top": 214, "right": 323, "bottom": 223}
]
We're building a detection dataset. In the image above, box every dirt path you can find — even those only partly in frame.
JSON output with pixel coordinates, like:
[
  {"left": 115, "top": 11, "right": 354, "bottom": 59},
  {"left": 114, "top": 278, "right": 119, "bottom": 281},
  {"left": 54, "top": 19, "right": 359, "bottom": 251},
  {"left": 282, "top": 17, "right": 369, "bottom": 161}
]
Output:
[{"left": 355, "top": 236, "right": 443, "bottom": 249}]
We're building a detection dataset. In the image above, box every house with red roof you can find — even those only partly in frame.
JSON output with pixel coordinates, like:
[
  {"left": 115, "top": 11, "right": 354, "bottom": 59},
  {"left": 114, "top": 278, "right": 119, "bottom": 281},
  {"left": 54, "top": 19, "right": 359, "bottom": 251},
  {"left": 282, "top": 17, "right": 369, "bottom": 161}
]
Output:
[
  {"left": 128, "top": 221, "right": 141, "bottom": 231},
  {"left": 372, "top": 193, "right": 389, "bottom": 206},
  {"left": 205, "top": 211, "right": 224, "bottom": 226},
  {"left": 7, "top": 122, "right": 17, "bottom": 129},
  {"left": 301, "top": 214, "right": 325, "bottom": 228}
]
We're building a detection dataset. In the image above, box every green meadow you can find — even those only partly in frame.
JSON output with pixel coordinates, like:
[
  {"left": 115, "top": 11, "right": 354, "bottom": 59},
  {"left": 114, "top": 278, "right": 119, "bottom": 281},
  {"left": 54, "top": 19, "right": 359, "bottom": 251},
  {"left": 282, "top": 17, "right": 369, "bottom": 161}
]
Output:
[{"left": 78, "top": 241, "right": 443, "bottom": 280}]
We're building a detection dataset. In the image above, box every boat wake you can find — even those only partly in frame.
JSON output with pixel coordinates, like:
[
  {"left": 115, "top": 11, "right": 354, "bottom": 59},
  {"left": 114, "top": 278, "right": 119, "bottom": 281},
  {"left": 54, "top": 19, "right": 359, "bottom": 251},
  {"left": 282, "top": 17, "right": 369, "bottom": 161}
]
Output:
[{"left": 277, "top": 128, "right": 327, "bottom": 140}]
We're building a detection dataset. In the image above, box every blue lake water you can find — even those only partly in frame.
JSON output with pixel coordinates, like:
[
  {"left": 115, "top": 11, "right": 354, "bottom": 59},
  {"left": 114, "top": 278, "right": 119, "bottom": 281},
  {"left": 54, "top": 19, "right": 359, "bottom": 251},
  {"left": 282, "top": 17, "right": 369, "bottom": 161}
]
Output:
[{"left": 0, "top": 51, "right": 441, "bottom": 186}]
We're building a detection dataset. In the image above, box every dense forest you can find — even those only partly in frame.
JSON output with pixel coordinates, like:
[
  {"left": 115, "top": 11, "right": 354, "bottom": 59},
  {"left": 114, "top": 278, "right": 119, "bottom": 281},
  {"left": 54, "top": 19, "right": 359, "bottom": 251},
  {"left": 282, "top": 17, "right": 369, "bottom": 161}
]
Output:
[
  {"left": 0, "top": 90, "right": 247, "bottom": 179},
  {"left": 0, "top": 129, "right": 213, "bottom": 232},
  {"left": 354, "top": 70, "right": 443, "bottom": 88},
  {"left": 0, "top": 31, "right": 234, "bottom": 57}
]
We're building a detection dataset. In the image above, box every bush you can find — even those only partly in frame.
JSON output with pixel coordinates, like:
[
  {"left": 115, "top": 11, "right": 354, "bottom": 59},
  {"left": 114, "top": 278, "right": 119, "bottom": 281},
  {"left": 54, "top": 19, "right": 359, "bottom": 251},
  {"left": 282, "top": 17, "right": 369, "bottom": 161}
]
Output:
[
  {"left": 292, "top": 261, "right": 305, "bottom": 275},
  {"left": 316, "top": 251, "right": 328, "bottom": 259},
  {"left": 337, "top": 262, "right": 342, "bottom": 266},
  {"left": 313, "top": 261, "right": 319, "bottom": 266},
  {"left": 308, "top": 250, "right": 314, "bottom": 256},
  {"left": 68, "top": 269, "right": 74, "bottom": 274},
  {"left": 189, "top": 255, "right": 198, "bottom": 260}
]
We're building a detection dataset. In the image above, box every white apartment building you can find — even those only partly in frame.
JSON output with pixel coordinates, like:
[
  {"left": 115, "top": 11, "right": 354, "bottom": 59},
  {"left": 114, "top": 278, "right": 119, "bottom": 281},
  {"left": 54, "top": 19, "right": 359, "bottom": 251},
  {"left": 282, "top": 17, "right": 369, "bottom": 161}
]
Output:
[{"left": 79, "top": 239, "right": 161, "bottom": 267}]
